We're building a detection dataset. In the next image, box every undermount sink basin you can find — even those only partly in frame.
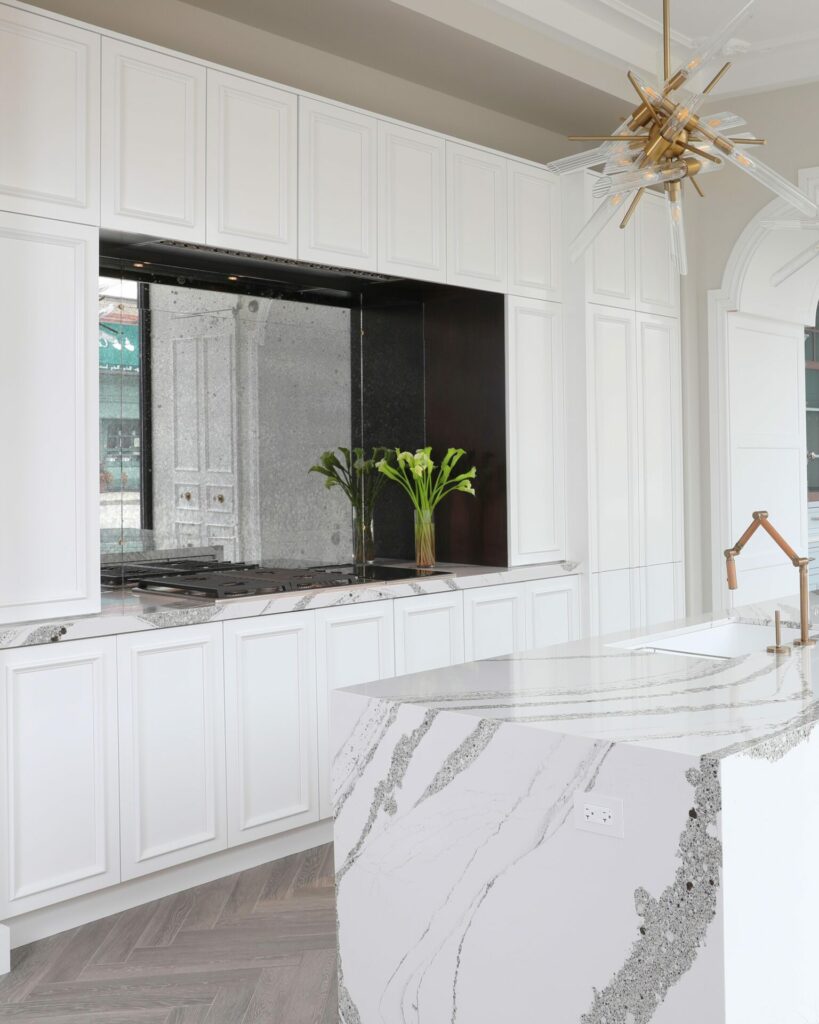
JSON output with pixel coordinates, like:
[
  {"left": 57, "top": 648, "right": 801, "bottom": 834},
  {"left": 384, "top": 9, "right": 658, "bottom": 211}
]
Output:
[{"left": 611, "top": 619, "right": 803, "bottom": 659}]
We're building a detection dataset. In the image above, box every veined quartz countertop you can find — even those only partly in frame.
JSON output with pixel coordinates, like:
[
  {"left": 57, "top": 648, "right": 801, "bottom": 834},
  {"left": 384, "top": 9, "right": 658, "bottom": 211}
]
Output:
[
  {"left": 0, "top": 560, "right": 578, "bottom": 651},
  {"left": 338, "top": 593, "right": 819, "bottom": 760}
]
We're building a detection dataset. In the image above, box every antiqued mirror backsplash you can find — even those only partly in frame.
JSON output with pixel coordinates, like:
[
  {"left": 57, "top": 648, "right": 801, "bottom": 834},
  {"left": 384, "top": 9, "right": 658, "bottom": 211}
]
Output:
[{"left": 99, "top": 251, "right": 507, "bottom": 570}]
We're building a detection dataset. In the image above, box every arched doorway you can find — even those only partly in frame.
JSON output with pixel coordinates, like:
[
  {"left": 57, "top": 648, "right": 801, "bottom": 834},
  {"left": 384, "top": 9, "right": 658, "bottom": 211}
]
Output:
[{"left": 708, "top": 167, "right": 819, "bottom": 609}]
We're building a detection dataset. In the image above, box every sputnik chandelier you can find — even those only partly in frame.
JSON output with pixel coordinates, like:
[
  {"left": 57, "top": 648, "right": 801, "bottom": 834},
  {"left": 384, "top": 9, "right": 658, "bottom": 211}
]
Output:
[{"left": 548, "top": 0, "right": 818, "bottom": 276}]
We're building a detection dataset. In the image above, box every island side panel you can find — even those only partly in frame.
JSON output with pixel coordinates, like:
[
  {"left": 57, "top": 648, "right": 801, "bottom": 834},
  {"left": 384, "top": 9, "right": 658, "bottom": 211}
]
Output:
[
  {"left": 332, "top": 690, "right": 726, "bottom": 1024},
  {"left": 721, "top": 724, "right": 819, "bottom": 1024}
]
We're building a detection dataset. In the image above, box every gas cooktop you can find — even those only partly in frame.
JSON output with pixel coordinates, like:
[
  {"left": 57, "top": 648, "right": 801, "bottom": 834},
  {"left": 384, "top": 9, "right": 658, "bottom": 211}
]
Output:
[{"left": 104, "top": 560, "right": 449, "bottom": 600}]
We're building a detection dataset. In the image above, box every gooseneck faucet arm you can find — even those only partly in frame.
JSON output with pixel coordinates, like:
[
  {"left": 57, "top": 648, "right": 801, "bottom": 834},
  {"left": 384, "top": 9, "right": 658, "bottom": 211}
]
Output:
[{"left": 725, "top": 510, "right": 815, "bottom": 647}]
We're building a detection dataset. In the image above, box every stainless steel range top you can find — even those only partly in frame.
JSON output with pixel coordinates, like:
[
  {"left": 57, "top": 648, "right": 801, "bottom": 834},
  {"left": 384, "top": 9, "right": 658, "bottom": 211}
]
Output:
[{"left": 102, "top": 559, "right": 450, "bottom": 600}]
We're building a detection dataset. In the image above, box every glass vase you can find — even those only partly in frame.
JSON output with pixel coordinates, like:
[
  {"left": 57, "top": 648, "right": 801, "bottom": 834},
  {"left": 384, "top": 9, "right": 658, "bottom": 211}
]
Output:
[
  {"left": 414, "top": 509, "right": 436, "bottom": 568},
  {"left": 353, "top": 507, "right": 375, "bottom": 565}
]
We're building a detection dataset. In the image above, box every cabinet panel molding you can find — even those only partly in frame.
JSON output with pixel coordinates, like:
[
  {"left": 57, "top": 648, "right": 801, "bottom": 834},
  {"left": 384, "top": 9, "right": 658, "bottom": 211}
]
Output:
[
  {"left": 508, "top": 160, "right": 560, "bottom": 300},
  {"left": 298, "top": 97, "right": 378, "bottom": 270},
  {"left": 315, "top": 602, "right": 395, "bottom": 818},
  {"left": 207, "top": 70, "right": 297, "bottom": 257},
  {"left": 378, "top": 121, "right": 446, "bottom": 281},
  {"left": 0, "top": 639, "right": 119, "bottom": 917},
  {"left": 0, "top": 213, "right": 99, "bottom": 624},
  {"left": 446, "top": 141, "right": 507, "bottom": 292},
  {"left": 463, "top": 584, "right": 526, "bottom": 661},
  {"left": 394, "top": 592, "right": 465, "bottom": 675},
  {"left": 0, "top": 6, "right": 99, "bottom": 223},
  {"left": 117, "top": 625, "right": 226, "bottom": 879},
  {"left": 102, "top": 38, "right": 206, "bottom": 240},
  {"left": 224, "top": 616, "right": 319, "bottom": 846},
  {"left": 524, "top": 576, "right": 581, "bottom": 649},
  {"left": 506, "top": 296, "right": 566, "bottom": 565}
]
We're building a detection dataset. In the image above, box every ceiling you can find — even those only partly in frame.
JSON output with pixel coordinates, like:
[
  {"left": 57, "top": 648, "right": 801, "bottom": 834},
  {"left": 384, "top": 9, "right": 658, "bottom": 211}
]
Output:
[{"left": 180, "top": 0, "right": 819, "bottom": 137}]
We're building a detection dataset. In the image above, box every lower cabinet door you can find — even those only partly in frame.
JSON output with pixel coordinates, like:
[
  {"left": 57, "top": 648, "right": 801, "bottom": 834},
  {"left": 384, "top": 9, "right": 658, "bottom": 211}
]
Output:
[
  {"left": 0, "top": 638, "right": 119, "bottom": 917},
  {"left": 117, "top": 624, "right": 227, "bottom": 880},
  {"left": 591, "top": 569, "right": 639, "bottom": 637},
  {"left": 223, "top": 615, "right": 319, "bottom": 847},
  {"left": 394, "top": 591, "right": 464, "bottom": 675},
  {"left": 315, "top": 602, "right": 395, "bottom": 818},
  {"left": 463, "top": 584, "right": 527, "bottom": 661},
  {"left": 641, "top": 563, "right": 685, "bottom": 628},
  {"left": 524, "top": 576, "right": 581, "bottom": 649}
]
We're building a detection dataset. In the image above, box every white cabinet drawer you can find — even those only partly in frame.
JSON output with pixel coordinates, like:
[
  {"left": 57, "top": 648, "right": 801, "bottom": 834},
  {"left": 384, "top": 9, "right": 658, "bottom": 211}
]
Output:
[{"left": 464, "top": 584, "right": 526, "bottom": 661}]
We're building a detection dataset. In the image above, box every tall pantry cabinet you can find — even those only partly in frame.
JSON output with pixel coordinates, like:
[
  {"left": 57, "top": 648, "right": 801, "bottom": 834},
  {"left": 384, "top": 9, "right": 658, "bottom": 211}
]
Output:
[
  {"left": 563, "top": 172, "right": 685, "bottom": 635},
  {"left": 0, "top": 5, "right": 101, "bottom": 625}
]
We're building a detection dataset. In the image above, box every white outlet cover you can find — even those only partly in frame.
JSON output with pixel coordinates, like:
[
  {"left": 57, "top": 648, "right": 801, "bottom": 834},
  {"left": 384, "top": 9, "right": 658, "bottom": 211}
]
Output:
[{"left": 573, "top": 791, "right": 625, "bottom": 839}]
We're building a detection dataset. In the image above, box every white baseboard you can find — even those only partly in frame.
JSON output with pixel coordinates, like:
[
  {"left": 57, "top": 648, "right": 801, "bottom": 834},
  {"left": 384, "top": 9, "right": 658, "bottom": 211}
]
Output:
[{"left": 3, "top": 818, "right": 333, "bottom": 954}]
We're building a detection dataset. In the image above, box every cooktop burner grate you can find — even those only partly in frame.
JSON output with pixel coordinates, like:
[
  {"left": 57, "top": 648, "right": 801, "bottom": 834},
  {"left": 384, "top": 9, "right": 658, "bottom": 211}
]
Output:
[{"left": 109, "top": 560, "right": 449, "bottom": 599}]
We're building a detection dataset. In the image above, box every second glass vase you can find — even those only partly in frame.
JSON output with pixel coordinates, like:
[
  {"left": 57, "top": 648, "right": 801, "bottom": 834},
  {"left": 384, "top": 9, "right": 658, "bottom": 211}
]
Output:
[
  {"left": 353, "top": 507, "right": 375, "bottom": 565},
  {"left": 414, "top": 509, "right": 436, "bottom": 568}
]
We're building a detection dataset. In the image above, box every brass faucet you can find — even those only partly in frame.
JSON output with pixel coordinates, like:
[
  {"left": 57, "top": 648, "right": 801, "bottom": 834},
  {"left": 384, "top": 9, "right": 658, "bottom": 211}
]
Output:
[{"left": 725, "top": 510, "right": 815, "bottom": 648}]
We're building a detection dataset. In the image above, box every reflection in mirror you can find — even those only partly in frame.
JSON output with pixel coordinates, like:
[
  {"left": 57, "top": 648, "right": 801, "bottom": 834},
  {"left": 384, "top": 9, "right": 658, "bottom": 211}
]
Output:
[{"left": 99, "top": 273, "right": 353, "bottom": 566}]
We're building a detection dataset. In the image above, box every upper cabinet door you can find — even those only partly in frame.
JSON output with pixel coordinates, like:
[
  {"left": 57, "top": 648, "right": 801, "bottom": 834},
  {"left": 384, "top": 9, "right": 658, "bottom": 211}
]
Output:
[
  {"left": 101, "top": 39, "right": 206, "bottom": 241},
  {"left": 446, "top": 142, "right": 507, "bottom": 293},
  {"left": 0, "top": 6, "right": 99, "bottom": 224},
  {"left": 507, "top": 161, "right": 560, "bottom": 301},
  {"left": 506, "top": 296, "right": 565, "bottom": 565},
  {"left": 586, "top": 172, "right": 635, "bottom": 310},
  {"left": 0, "top": 212, "right": 99, "bottom": 625},
  {"left": 377, "top": 121, "right": 446, "bottom": 282},
  {"left": 636, "top": 191, "right": 680, "bottom": 316},
  {"left": 207, "top": 70, "right": 297, "bottom": 258},
  {"left": 298, "top": 97, "right": 378, "bottom": 271}
]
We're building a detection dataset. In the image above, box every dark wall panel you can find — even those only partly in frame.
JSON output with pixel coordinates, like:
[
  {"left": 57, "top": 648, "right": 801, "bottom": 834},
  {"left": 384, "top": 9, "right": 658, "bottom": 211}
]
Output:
[{"left": 424, "top": 290, "right": 507, "bottom": 566}]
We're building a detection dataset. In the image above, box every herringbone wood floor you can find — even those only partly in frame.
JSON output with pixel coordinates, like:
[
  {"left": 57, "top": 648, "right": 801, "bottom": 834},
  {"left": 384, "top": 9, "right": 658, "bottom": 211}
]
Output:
[{"left": 0, "top": 844, "right": 338, "bottom": 1023}]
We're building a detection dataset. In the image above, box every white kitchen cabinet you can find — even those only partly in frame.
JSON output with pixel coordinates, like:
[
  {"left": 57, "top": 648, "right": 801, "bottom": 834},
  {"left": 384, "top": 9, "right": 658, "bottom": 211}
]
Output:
[
  {"left": 590, "top": 568, "right": 639, "bottom": 636},
  {"left": 507, "top": 160, "right": 560, "bottom": 300},
  {"left": 506, "top": 296, "right": 565, "bottom": 565},
  {"left": 101, "top": 38, "right": 206, "bottom": 241},
  {"left": 378, "top": 121, "right": 446, "bottom": 282},
  {"left": 636, "top": 313, "right": 683, "bottom": 566},
  {"left": 0, "top": 6, "right": 99, "bottom": 224},
  {"left": 223, "top": 615, "right": 319, "bottom": 848},
  {"left": 394, "top": 592, "right": 465, "bottom": 675},
  {"left": 446, "top": 141, "right": 507, "bottom": 292},
  {"left": 587, "top": 177, "right": 635, "bottom": 310},
  {"left": 0, "top": 638, "right": 119, "bottom": 918},
  {"left": 636, "top": 191, "right": 680, "bottom": 317},
  {"left": 591, "top": 564, "right": 684, "bottom": 636},
  {"left": 206, "top": 70, "right": 297, "bottom": 257},
  {"left": 315, "top": 602, "right": 395, "bottom": 817},
  {"left": 117, "top": 624, "right": 227, "bottom": 880},
  {"left": 524, "top": 576, "right": 581, "bottom": 650},
  {"left": 0, "top": 212, "right": 99, "bottom": 625},
  {"left": 641, "top": 562, "right": 685, "bottom": 628},
  {"left": 463, "top": 584, "right": 526, "bottom": 661},
  {"left": 298, "top": 97, "right": 378, "bottom": 271},
  {"left": 587, "top": 304, "right": 639, "bottom": 573}
]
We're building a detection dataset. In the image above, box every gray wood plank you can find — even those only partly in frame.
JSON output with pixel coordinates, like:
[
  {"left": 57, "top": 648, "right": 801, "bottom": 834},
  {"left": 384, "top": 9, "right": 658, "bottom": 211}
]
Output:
[{"left": 87, "top": 901, "right": 163, "bottom": 967}]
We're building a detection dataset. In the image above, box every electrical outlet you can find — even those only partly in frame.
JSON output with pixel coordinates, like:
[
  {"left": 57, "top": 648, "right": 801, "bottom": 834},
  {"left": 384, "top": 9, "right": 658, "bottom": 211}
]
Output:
[{"left": 574, "top": 792, "right": 625, "bottom": 838}]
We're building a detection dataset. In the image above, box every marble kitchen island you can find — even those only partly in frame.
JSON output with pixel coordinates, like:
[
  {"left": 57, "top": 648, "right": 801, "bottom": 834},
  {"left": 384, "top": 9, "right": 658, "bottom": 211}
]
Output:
[{"left": 332, "top": 604, "right": 819, "bottom": 1024}]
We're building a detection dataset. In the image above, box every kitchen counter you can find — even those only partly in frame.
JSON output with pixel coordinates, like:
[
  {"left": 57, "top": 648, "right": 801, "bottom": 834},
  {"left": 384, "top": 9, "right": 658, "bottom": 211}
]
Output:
[
  {"left": 0, "top": 561, "right": 578, "bottom": 650},
  {"left": 332, "top": 599, "right": 819, "bottom": 1023}
]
